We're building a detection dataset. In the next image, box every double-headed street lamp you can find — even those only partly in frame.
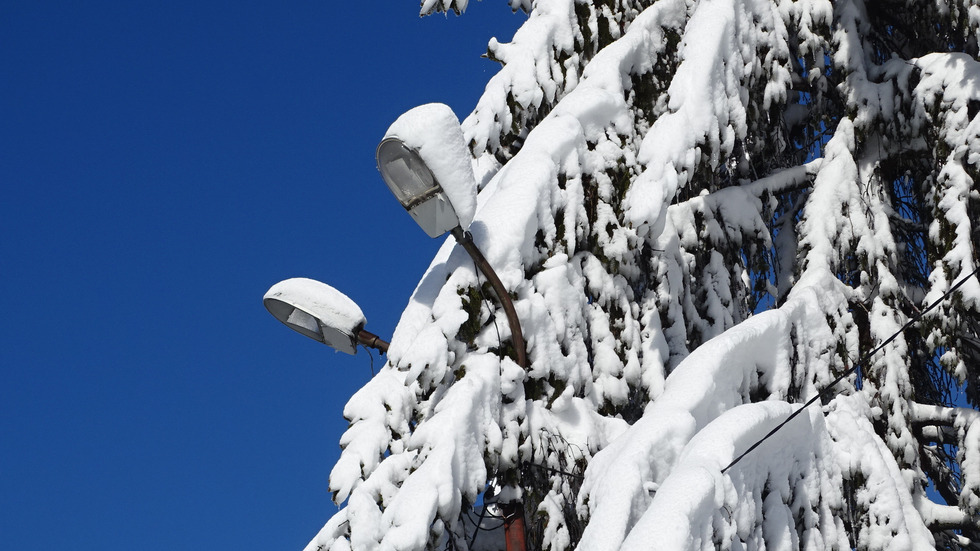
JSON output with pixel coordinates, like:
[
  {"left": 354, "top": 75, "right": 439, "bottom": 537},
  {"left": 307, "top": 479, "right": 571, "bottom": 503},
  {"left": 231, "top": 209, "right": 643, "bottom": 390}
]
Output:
[
  {"left": 265, "top": 103, "right": 527, "bottom": 551},
  {"left": 265, "top": 104, "right": 525, "bottom": 366}
]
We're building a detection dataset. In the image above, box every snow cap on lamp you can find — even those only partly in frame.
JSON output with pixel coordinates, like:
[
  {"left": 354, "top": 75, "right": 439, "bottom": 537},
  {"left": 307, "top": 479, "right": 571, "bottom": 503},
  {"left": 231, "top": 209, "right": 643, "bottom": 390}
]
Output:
[{"left": 381, "top": 103, "right": 477, "bottom": 233}]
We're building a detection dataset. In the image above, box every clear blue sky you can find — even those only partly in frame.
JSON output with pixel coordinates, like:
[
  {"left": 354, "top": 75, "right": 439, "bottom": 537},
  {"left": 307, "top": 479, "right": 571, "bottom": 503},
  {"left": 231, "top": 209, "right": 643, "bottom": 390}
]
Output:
[{"left": 1, "top": 3, "right": 525, "bottom": 549}]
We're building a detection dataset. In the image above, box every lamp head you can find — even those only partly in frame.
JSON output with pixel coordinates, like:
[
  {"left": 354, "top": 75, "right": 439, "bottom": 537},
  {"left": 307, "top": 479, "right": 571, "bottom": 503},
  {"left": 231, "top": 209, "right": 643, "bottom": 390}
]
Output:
[
  {"left": 376, "top": 137, "right": 460, "bottom": 238},
  {"left": 263, "top": 278, "right": 367, "bottom": 355}
]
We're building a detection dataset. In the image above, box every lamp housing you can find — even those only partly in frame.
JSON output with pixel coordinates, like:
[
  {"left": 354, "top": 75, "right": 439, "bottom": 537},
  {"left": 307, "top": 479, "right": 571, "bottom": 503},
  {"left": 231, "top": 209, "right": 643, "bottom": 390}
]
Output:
[
  {"left": 263, "top": 278, "right": 367, "bottom": 355},
  {"left": 376, "top": 136, "right": 460, "bottom": 238}
]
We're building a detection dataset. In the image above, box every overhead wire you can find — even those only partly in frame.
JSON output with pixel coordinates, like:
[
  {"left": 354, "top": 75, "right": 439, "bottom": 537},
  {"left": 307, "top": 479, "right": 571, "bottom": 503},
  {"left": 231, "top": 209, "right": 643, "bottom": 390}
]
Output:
[{"left": 722, "top": 264, "right": 980, "bottom": 474}]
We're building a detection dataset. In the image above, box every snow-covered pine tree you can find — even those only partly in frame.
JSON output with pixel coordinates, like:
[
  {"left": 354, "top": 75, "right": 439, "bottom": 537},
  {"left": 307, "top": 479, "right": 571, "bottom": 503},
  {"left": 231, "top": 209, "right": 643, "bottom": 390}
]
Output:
[{"left": 305, "top": 1, "right": 980, "bottom": 549}]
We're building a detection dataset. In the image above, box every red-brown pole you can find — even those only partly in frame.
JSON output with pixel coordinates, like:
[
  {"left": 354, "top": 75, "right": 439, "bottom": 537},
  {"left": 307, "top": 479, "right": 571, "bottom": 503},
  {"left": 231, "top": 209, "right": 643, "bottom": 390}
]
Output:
[{"left": 500, "top": 502, "right": 527, "bottom": 551}]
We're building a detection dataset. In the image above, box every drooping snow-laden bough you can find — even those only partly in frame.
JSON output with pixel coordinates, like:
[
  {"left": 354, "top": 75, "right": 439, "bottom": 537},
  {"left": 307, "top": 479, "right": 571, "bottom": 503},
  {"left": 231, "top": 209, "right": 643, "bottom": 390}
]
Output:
[{"left": 305, "top": 1, "right": 980, "bottom": 550}]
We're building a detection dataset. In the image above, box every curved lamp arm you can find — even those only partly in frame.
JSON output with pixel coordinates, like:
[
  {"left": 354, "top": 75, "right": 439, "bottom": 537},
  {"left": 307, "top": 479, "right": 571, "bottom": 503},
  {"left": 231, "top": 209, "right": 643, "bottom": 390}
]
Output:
[{"left": 451, "top": 227, "right": 528, "bottom": 368}]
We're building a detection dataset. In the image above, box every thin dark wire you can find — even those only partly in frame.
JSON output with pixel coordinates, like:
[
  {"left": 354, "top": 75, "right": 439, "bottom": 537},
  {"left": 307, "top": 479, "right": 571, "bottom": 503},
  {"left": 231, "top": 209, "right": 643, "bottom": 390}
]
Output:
[
  {"left": 722, "top": 264, "right": 980, "bottom": 474},
  {"left": 468, "top": 505, "right": 488, "bottom": 548},
  {"left": 472, "top": 257, "right": 503, "bottom": 356},
  {"left": 522, "top": 461, "right": 585, "bottom": 481},
  {"left": 466, "top": 506, "right": 505, "bottom": 543},
  {"left": 363, "top": 345, "right": 375, "bottom": 377},
  {"left": 528, "top": 428, "right": 587, "bottom": 481}
]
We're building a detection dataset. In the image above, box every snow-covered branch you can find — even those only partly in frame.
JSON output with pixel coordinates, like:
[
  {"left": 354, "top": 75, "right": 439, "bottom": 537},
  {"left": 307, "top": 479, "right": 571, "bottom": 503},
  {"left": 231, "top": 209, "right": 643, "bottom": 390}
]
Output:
[{"left": 303, "top": 1, "right": 980, "bottom": 549}]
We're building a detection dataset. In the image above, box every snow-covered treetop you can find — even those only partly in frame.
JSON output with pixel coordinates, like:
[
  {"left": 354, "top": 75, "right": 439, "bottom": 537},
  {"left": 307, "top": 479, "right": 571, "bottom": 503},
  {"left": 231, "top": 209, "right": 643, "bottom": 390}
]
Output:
[{"left": 301, "top": 1, "right": 980, "bottom": 550}]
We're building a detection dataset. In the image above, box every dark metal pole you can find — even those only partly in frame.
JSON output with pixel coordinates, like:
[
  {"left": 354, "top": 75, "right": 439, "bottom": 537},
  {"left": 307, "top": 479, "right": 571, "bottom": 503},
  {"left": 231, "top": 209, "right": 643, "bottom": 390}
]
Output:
[
  {"left": 450, "top": 227, "right": 528, "bottom": 369},
  {"left": 357, "top": 329, "right": 389, "bottom": 354},
  {"left": 451, "top": 227, "right": 528, "bottom": 551}
]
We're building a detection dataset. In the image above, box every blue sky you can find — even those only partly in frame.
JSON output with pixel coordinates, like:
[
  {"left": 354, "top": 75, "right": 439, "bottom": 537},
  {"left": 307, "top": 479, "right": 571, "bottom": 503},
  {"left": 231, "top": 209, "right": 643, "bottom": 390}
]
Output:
[{"left": 1, "top": 3, "right": 525, "bottom": 549}]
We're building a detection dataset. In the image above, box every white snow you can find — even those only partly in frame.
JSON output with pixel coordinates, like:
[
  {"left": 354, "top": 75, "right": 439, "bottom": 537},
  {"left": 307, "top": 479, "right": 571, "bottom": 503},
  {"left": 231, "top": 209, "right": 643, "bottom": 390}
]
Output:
[
  {"left": 827, "top": 395, "right": 935, "bottom": 551},
  {"left": 304, "top": 1, "right": 980, "bottom": 550},
  {"left": 620, "top": 401, "right": 845, "bottom": 551},
  {"left": 264, "top": 277, "right": 366, "bottom": 334}
]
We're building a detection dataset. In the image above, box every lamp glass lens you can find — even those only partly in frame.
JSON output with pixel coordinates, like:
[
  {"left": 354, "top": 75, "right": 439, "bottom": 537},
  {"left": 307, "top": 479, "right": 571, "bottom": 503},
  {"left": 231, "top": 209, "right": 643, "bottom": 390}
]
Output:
[
  {"left": 286, "top": 308, "right": 322, "bottom": 336},
  {"left": 378, "top": 140, "right": 436, "bottom": 206}
]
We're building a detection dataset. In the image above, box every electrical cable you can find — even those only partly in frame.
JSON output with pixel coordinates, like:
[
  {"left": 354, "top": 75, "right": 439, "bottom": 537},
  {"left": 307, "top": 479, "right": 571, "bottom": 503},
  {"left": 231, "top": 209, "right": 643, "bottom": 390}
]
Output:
[
  {"left": 362, "top": 345, "right": 376, "bottom": 377},
  {"left": 468, "top": 505, "right": 487, "bottom": 548},
  {"left": 721, "top": 264, "right": 980, "bottom": 474},
  {"left": 466, "top": 506, "right": 506, "bottom": 533}
]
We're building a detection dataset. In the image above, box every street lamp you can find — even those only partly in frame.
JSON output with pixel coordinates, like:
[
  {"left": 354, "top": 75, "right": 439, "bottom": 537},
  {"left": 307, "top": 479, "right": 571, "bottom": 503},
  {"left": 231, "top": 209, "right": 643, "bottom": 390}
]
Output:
[
  {"left": 376, "top": 104, "right": 527, "bottom": 369},
  {"left": 377, "top": 104, "right": 528, "bottom": 551},
  {"left": 264, "top": 277, "right": 389, "bottom": 355}
]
